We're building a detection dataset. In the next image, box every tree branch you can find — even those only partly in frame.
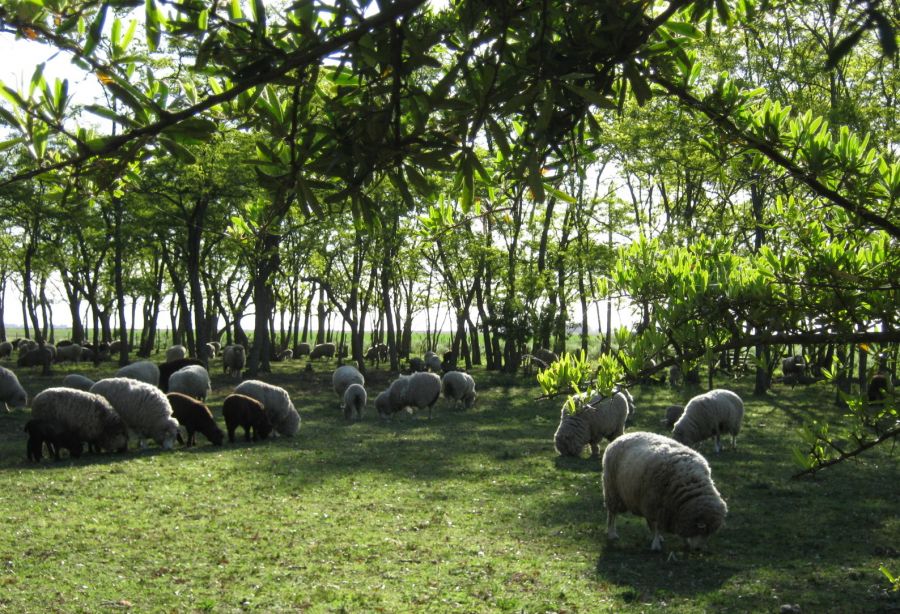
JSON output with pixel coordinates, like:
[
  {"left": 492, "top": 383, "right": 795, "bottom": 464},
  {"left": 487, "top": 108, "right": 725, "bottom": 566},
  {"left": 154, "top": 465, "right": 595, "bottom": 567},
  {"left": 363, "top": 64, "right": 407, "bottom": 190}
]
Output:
[{"left": 791, "top": 422, "right": 900, "bottom": 479}]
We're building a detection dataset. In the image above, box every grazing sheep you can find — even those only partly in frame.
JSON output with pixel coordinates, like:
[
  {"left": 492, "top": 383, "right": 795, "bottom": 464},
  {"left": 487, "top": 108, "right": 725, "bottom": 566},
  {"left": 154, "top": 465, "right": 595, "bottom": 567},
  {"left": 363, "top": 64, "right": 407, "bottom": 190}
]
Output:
[
  {"left": 672, "top": 389, "right": 744, "bottom": 453},
  {"left": 61, "top": 373, "right": 95, "bottom": 391},
  {"left": 54, "top": 343, "right": 83, "bottom": 364},
  {"left": 116, "top": 360, "right": 161, "bottom": 387},
  {"left": 441, "top": 371, "right": 476, "bottom": 409},
  {"left": 166, "top": 344, "right": 188, "bottom": 362},
  {"left": 294, "top": 342, "right": 311, "bottom": 358},
  {"left": 332, "top": 364, "right": 365, "bottom": 401},
  {"left": 441, "top": 350, "right": 457, "bottom": 372},
  {"left": 668, "top": 364, "right": 682, "bottom": 388},
  {"left": 377, "top": 372, "right": 442, "bottom": 419},
  {"left": 31, "top": 387, "right": 129, "bottom": 453},
  {"left": 365, "top": 343, "right": 388, "bottom": 364},
  {"left": 343, "top": 383, "right": 367, "bottom": 421},
  {"left": 90, "top": 378, "right": 180, "bottom": 450},
  {"left": 602, "top": 431, "right": 728, "bottom": 551},
  {"left": 203, "top": 342, "right": 218, "bottom": 359},
  {"left": 309, "top": 342, "right": 336, "bottom": 361},
  {"left": 276, "top": 349, "right": 293, "bottom": 361},
  {"left": 222, "top": 393, "right": 272, "bottom": 443},
  {"left": 222, "top": 345, "right": 245, "bottom": 379},
  {"left": 234, "top": 380, "right": 300, "bottom": 437},
  {"left": 24, "top": 418, "right": 83, "bottom": 461},
  {"left": 554, "top": 389, "right": 633, "bottom": 458},
  {"left": 167, "top": 392, "right": 223, "bottom": 446},
  {"left": 17, "top": 345, "right": 53, "bottom": 374},
  {"left": 168, "top": 364, "right": 212, "bottom": 401},
  {"left": 408, "top": 357, "right": 426, "bottom": 373},
  {"left": 0, "top": 340, "right": 12, "bottom": 359},
  {"left": 159, "top": 358, "right": 205, "bottom": 391},
  {"left": 424, "top": 353, "right": 442, "bottom": 373},
  {"left": 662, "top": 404, "right": 685, "bottom": 430},
  {"left": 532, "top": 348, "right": 558, "bottom": 370},
  {"left": 0, "top": 365, "right": 28, "bottom": 411}
]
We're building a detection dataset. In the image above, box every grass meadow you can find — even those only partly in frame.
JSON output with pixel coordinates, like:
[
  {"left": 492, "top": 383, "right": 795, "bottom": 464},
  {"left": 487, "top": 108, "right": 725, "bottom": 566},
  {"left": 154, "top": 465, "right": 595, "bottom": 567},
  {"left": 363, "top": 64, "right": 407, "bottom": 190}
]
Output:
[{"left": 0, "top": 355, "right": 897, "bottom": 613}]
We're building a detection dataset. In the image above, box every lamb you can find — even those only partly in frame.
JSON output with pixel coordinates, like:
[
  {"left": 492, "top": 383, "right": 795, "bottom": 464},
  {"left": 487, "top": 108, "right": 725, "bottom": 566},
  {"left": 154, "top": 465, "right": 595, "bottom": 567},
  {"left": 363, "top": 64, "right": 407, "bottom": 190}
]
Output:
[
  {"left": 0, "top": 365, "right": 28, "bottom": 411},
  {"left": 222, "top": 345, "right": 245, "bottom": 379},
  {"left": 376, "top": 372, "right": 442, "bottom": 419},
  {"left": 554, "top": 389, "right": 634, "bottom": 457},
  {"left": 159, "top": 358, "right": 205, "bottom": 391},
  {"left": 31, "top": 387, "right": 129, "bottom": 453},
  {"left": 116, "top": 360, "right": 161, "bottom": 387},
  {"left": 90, "top": 377, "right": 180, "bottom": 450},
  {"left": 441, "top": 371, "right": 477, "bottom": 409},
  {"left": 602, "top": 431, "right": 728, "bottom": 551},
  {"left": 234, "top": 380, "right": 300, "bottom": 437},
  {"left": 672, "top": 389, "right": 744, "bottom": 453},
  {"left": 61, "top": 373, "right": 95, "bottom": 391},
  {"left": 662, "top": 404, "right": 685, "bottom": 430},
  {"left": 222, "top": 393, "right": 272, "bottom": 443},
  {"left": 166, "top": 344, "right": 188, "bottom": 362},
  {"left": 309, "top": 342, "right": 336, "bottom": 360},
  {"left": 168, "top": 364, "right": 212, "bottom": 401},
  {"left": 166, "top": 392, "right": 223, "bottom": 446},
  {"left": 343, "top": 383, "right": 367, "bottom": 421},
  {"left": 54, "top": 343, "right": 83, "bottom": 364},
  {"left": 332, "top": 364, "right": 365, "bottom": 401},
  {"left": 24, "top": 418, "right": 83, "bottom": 461}
]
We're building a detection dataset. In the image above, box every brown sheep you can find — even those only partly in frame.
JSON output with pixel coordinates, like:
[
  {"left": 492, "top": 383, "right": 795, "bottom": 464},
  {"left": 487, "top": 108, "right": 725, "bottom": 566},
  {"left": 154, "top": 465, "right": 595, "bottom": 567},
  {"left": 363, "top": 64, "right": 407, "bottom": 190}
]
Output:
[
  {"left": 167, "top": 392, "right": 224, "bottom": 446},
  {"left": 222, "top": 393, "right": 272, "bottom": 443}
]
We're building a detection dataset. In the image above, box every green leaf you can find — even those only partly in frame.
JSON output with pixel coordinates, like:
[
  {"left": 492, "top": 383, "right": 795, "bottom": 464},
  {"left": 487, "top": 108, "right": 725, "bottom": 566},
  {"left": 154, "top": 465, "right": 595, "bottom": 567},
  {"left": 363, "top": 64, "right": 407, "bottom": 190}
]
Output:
[
  {"left": 826, "top": 27, "right": 865, "bottom": 70},
  {"left": 624, "top": 63, "right": 651, "bottom": 106},
  {"left": 158, "top": 136, "right": 197, "bottom": 163},
  {"left": 0, "top": 137, "right": 25, "bottom": 152},
  {"left": 665, "top": 21, "right": 703, "bottom": 39},
  {"left": 84, "top": 3, "right": 108, "bottom": 57},
  {"left": 563, "top": 83, "right": 618, "bottom": 110},
  {"left": 545, "top": 185, "right": 577, "bottom": 204},
  {"left": 145, "top": 0, "right": 162, "bottom": 52},
  {"left": 229, "top": 0, "right": 243, "bottom": 20}
]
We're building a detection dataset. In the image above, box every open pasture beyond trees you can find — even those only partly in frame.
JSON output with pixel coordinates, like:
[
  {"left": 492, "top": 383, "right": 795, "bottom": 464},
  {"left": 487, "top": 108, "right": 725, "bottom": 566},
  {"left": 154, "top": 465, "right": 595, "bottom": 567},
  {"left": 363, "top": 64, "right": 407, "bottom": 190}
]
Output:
[{"left": 0, "top": 357, "right": 897, "bottom": 613}]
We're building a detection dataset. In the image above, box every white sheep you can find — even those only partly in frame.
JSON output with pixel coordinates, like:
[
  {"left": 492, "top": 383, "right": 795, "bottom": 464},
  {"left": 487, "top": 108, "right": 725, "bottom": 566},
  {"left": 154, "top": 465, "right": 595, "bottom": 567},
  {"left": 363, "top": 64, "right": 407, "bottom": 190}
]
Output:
[
  {"left": 90, "top": 377, "right": 180, "bottom": 450},
  {"left": 602, "top": 431, "right": 728, "bottom": 551},
  {"left": 31, "top": 387, "right": 129, "bottom": 453},
  {"left": 554, "top": 389, "right": 633, "bottom": 458},
  {"left": 376, "top": 372, "right": 442, "bottom": 419},
  {"left": 672, "top": 389, "right": 744, "bottom": 453},
  {"left": 168, "top": 364, "right": 212, "bottom": 401},
  {"left": 0, "top": 365, "right": 28, "bottom": 411},
  {"left": 441, "top": 371, "right": 477, "bottom": 409},
  {"left": 115, "top": 360, "right": 161, "bottom": 387},
  {"left": 222, "top": 345, "right": 245, "bottom": 379},
  {"left": 424, "top": 353, "right": 442, "bottom": 373},
  {"left": 343, "top": 383, "right": 367, "bottom": 421},
  {"left": 332, "top": 364, "right": 365, "bottom": 408},
  {"left": 165, "top": 344, "right": 188, "bottom": 362},
  {"left": 661, "top": 404, "right": 685, "bottom": 430},
  {"left": 234, "top": 380, "right": 300, "bottom": 437},
  {"left": 61, "top": 373, "right": 95, "bottom": 391}
]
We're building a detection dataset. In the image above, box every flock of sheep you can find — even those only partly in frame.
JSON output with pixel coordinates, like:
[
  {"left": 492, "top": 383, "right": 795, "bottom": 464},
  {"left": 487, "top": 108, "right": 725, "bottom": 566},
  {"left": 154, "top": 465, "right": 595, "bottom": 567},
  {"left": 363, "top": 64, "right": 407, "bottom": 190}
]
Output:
[
  {"left": 554, "top": 385, "right": 744, "bottom": 552},
  {"left": 4, "top": 336, "right": 757, "bottom": 554}
]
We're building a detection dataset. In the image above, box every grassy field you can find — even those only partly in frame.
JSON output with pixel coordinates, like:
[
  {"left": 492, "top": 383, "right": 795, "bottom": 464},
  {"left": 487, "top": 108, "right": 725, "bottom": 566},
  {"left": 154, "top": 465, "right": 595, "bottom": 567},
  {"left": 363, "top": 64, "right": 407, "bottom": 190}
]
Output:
[{"left": 0, "top": 355, "right": 897, "bottom": 613}]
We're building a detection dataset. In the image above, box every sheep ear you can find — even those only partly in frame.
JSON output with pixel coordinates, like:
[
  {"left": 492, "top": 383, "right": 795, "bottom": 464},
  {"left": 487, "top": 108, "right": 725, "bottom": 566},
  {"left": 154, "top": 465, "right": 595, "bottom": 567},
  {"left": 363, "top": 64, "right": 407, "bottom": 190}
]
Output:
[{"left": 697, "top": 522, "right": 707, "bottom": 529}]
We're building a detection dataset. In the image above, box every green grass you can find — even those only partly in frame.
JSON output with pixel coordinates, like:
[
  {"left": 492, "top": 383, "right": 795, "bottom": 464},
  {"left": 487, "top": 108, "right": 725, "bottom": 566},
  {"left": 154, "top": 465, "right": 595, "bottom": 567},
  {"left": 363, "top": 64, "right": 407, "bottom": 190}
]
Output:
[{"left": 0, "top": 356, "right": 898, "bottom": 613}]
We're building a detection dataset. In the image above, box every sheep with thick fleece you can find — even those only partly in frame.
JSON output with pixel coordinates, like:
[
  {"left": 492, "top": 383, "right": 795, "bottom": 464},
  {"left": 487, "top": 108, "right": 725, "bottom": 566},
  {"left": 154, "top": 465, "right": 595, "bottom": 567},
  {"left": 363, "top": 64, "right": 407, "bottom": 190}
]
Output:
[
  {"left": 441, "top": 371, "right": 476, "bottom": 409},
  {"left": 424, "top": 353, "right": 442, "bottom": 373},
  {"left": 343, "top": 383, "right": 367, "bottom": 421},
  {"left": 54, "top": 343, "right": 83, "bottom": 364},
  {"left": 602, "top": 431, "right": 728, "bottom": 551},
  {"left": 31, "top": 387, "right": 129, "bottom": 453},
  {"left": 376, "top": 372, "right": 442, "bottom": 419},
  {"left": 168, "top": 365, "right": 212, "bottom": 401},
  {"left": 222, "top": 345, "right": 245, "bottom": 379},
  {"left": 90, "top": 378, "right": 180, "bottom": 450},
  {"left": 116, "top": 360, "right": 161, "bottom": 387},
  {"left": 166, "top": 344, "right": 188, "bottom": 362},
  {"left": 61, "top": 373, "right": 95, "bottom": 391},
  {"left": 662, "top": 404, "right": 685, "bottom": 430},
  {"left": 166, "top": 392, "right": 223, "bottom": 446},
  {"left": 332, "top": 364, "right": 365, "bottom": 407},
  {"left": 0, "top": 365, "right": 28, "bottom": 411},
  {"left": 159, "top": 358, "right": 204, "bottom": 391},
  {"left": 309, "top": 342, "right": 336, "bottom": 360},
  {"left": 0, "top": 340, "right": 12, "bottom": 359},
  {"left": 672, "top": 389, "right": 744, "bottom": 453},
  {"left": 234, "top": 380, "right": 300, "bottom": 437},
  {"left": 554, "top": 389, "right": 633, "bottom": 457}
]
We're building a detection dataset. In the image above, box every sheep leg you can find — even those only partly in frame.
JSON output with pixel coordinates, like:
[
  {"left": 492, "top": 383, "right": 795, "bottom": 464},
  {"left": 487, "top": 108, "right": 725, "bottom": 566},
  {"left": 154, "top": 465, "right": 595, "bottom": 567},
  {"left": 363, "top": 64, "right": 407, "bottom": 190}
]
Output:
[
  {"left": 714, "top": 433, "right": 722, "bottom": 454},
  {"left": 606, "top": 511, "right": 619, "bottom": 541},
  {"left": 649, "top": 522, "right": 664, "bottom": 551},
  {"left": 589, "top": 441, "right": 601, "bottom": 457}
]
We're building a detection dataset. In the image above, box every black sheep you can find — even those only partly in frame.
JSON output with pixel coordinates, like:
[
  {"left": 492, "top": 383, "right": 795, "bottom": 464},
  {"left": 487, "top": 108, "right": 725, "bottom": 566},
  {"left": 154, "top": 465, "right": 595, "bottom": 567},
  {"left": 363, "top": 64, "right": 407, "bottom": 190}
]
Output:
[
  {"left": 222, "top": 394, "right": 272, "bottom": 443},
  {"left": 167, "top": 392, "right": 224, "bottom": 446},
  {"left": 24, "top": 419, "right": 83, "bottom": 461}
]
